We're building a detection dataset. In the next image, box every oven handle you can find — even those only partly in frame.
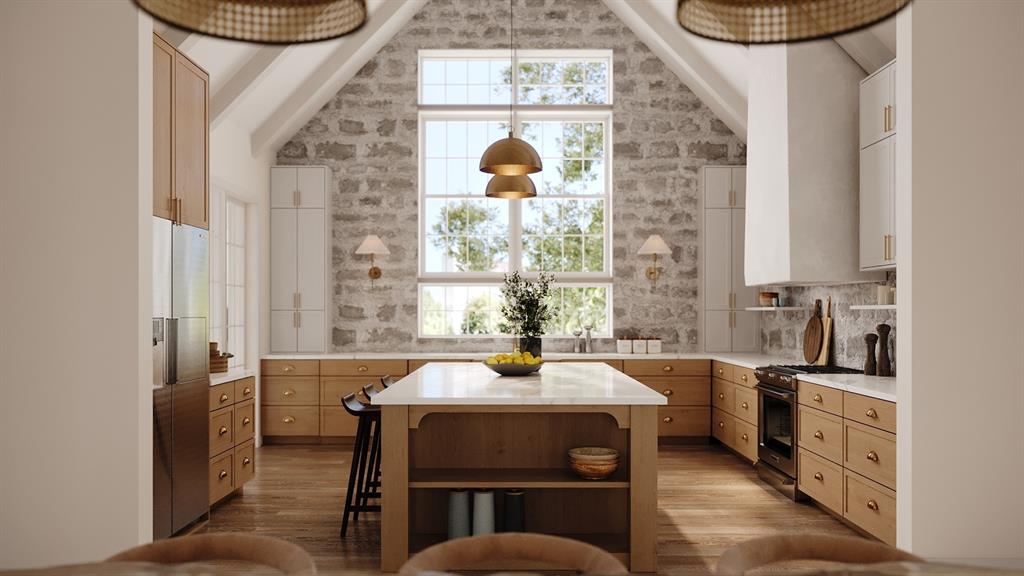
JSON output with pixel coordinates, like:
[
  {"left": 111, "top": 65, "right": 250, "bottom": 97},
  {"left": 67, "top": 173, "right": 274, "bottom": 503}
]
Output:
[{"left": 756, "top": 384, "right": 796, "bottom": 400}]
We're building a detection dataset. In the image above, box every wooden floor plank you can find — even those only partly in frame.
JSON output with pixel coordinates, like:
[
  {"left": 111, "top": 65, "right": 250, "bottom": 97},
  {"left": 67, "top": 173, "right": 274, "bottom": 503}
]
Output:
[{"left": 202, "top": 443, "right": 857, "bottom": 575}]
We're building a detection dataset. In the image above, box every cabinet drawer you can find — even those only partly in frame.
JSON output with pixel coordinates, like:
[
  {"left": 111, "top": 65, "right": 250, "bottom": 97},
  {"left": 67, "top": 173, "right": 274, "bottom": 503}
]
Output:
[
  {"left": 711, "top": 361, "right": 734, "bottom": 382},
  {"left": 733, "top": 385, "right": 758, "bottom": 425},
  {"left": 321, "top": 359, "right": 407, "bottom": 377},
  {"left": 209, "top": 452, "right": 234, "bottom": 505},
  {"left": 321, "top": 376, "right": 375, "bottom": 407},
  {"left": 798, "top": 448, "right": 843, "bottom": 514},
  {"left": 712, "top": 408, "right": 735, "bottom": 445},
  {"left": 636, "top": 376, "right": 710, "bottom": 406},
  {"left": 712, "top": 378, "right": 735, "bottom": 412},
  {"left": 624, "top": 359, "right": 710, "bottom": 377},
  {"left": 262, "top": 406, "right": 319, "bottom": 436},
  {"left": 798, "top": 405, "right": 844, "bottom": 464},
  {"left": 733, "top": 418, "right": 757, "bottom": 463},
  {"left": 735, "top": 366, "right": 756, "bottom": 388},
  {"left": 261, "top": 359, "right": 319, "bottom": 377},
  {"left": 845, "top": 470, "right": 897, "bottom": 545},
  {"left": 234, "top": 440, "right": 255, "bottom": 486},
  {"left": 262, "top": 376, "right": 318, "bottom": 405},
  {"left": 844, "top": 420, "right": 896, "bottom": 489},
  {"left": 209, "top": 406, "right": 234, "bottom": 457},
  {"left": 844, "top": 392, "right": 896, "bottom": 433},
  {"left": 320, "top": 406, "right": 359, "bottom": 437},
  {"left": 234, "top": 400, "right": 255, "bottom": 444},
  {"left": 659, "top": 407, "right": 710, "bottom": 437},
  {"left": 798, "top": 381, "right": 843, "bottom": 416},
  {"left": 209, "top": 383, "right": 234, "bottom": 411},
  {"left": 234, "top": 376, "right": 256, "bottom": 403}
]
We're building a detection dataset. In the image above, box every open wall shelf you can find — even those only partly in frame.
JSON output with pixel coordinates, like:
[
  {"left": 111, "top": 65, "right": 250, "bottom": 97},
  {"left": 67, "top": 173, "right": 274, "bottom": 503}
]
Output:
[{"left": 849, "top": 304, "right": 897, "bottom": 311}]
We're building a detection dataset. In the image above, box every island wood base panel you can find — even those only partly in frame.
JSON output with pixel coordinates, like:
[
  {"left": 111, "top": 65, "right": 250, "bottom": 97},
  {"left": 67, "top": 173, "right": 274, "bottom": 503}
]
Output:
[{"left": 381, "top": 404, "right": 658, "bottom": 572}]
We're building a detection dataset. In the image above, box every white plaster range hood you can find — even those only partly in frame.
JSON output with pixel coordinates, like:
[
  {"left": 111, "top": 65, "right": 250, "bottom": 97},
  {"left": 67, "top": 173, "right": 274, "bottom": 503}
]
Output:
[{"left": 745, "top": 41, "right": 884, "bottom": 286}]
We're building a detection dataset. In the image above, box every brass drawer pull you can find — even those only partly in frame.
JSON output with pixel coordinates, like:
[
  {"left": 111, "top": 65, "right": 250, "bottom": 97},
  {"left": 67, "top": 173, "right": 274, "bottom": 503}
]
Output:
[
  {"left": 814, "top": 472, "right": 824, "bottom": 481},
  {"left": 662, "top": 416, "right": 673, "bottom": 424},
  {"left": 814, "top": 430, "right": 824, "bottom": 440},
  {"left": 219, "top": 393, "right": 229, "bottom": 403},
  {"left": 663, "top": 365, "right": 674, "bottom": 372},
  {"left": 866, "top": 451, "right": 879, "bottom": 462},
  {"left": 865, "top": 408, "right": 878, "bottom": 418},
  {"left": 283, "top": 365, "right": 295, "bottom": 372},
  {"left": 718, "top": 393, "right": 725, "bottom": 400},
  {"left": 662, "top": 389, "right": 673, "bottom": 396},
  {"left": 219, "top": 470, "right": 228, "bottom": 480},
  {"left": 740, "top": 374, "right": 748, "bottom": 382},
  {"left": 283, "top": 416, "right": 295, "bottom": 423},
  {"left": 283, "top": 389, "right": 295, "bottom": 397},
  {"left": 243, "top": 387, "right": 252, "bottom": 396},
  {"left": 741, "top": 433, "right": 748, "bottom": 441},
  {"left": 358, "top": 365, "right": 368, "bottom": 372},
  {"left": 242, "top": 417, "right": 251, "bottom": 426},
  {"left": 242, "top": 457, "right": 251, "bottom": 466},
  {"left": 813, "top": 394, "right": 823, "bottom": 403},
  {"left": 218, "top": 426, "right": 228, "bottom": 436},
  {"left": 740, "top": 402, "right": 748, "bottom": 410},
  {"left": 867, "top": 499, "right": 879, "bottom": 511},
  {"left": 718, "top": 421, "right": 725, "bottom": 428},
  {"left": 716, "top": 368, "right": 723, "bottom": 375}
]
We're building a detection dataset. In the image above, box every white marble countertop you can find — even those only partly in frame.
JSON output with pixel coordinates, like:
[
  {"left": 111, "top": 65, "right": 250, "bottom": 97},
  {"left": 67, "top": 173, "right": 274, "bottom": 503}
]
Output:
[
  {"left": 797, "top": 373, "right": 897, "bottom": 403},
  {"left": 209, "top": 368, "right": 254, "bottom": 387},
  {"left": 371, "top": 361, "right": 668, "bottom": 406}
]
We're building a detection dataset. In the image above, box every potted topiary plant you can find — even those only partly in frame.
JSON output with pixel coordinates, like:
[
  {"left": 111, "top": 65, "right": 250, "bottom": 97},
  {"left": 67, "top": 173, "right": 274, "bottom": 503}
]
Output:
[{"left": 499, "top": 271, "right": 554, "bottom": 357}]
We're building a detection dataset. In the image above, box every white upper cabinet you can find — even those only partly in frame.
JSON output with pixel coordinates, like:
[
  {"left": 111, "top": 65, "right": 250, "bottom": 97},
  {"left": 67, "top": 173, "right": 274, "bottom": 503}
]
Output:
[
  {"left": 269, "top": 209, "right": 297, "bottom": 310},
  {"left": 704, "top": 166, "right": 746, "bottom": 209},
  {"left": 270, "top": 166, "right": 327, "bottom": 209},
  {"left": 705, "top": 208, "right": 732, "bottom": 310},
  {"left": 296, "top": 209, "right": 325, "bottom": 310},
  {"left": 860, "top": 61, "right": 896, "bottom": 149},
  {"left": 731, "top": 209, "right": 756, "bottom": 308}
]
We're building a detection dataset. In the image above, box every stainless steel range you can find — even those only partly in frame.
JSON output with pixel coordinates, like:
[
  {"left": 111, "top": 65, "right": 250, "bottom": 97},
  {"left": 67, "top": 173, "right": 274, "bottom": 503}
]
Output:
[{"left": 753, "top": 364, "right": 860, "bottom": 500}]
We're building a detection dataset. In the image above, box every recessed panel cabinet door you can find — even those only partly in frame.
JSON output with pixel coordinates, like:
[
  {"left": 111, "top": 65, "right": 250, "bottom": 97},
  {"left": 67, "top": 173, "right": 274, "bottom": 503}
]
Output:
[
  {"left": 296, "top": 209, "right": 325, "bottom": 310},
  {"left": 860, "top": 64, "right": 892, "bottom": 149},
  {"left": 731, "top": 209, "right": 756, "bottom": 308},
  {"left": 731, "top": 167, "right": 746, "bottom": 208},
  {"left": 296, "top": 310, "right": 325, "bottom": 353},
  {"left": 705, "top": 311, "right": 732, "bottom": 352},
  {"left": 704, "top": 167, "right": 733, "bottom": 208},
  {"left": 270, "top": 167, "right": 297, "bottom": 208},
  {"left": 859, "top": 137, "right": 892, "bottom": 270},
  {"left": 174, "top": 54, "right": 208, "bottom": 229},
  {"left": 270, "top": 209, "right": 297, "bottom": 310},
  {"left": 296, "top": 167, "right": 326, "bottom": 208},
  {"left": 270, "top": 311, "right": 297, "bottom": 353},
  {"left": 732, "top": 311, "right": 761, "bottom": 352},
  {"left": 704, "top": 209, "right": 731, "bottom": 310},
  {"left": 152, "top": 35, "right": 174, "bottom": 221}
]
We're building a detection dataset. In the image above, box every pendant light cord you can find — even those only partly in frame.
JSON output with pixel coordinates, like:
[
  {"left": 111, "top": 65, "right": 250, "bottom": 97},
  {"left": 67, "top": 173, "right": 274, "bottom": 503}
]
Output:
[{"left": 509, "top": 0, "right": 514, "bottom": 138}]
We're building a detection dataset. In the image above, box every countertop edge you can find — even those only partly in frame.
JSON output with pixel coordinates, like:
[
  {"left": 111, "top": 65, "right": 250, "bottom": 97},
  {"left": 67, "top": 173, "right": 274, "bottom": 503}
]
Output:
[{"left": 209, "top": 369, "right": 255, "bottom": 387}]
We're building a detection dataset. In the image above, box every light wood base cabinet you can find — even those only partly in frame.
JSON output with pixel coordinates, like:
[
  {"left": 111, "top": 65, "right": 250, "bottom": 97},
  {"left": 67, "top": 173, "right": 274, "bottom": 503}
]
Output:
[
  {"left": 208, "top": 377, "right": 256, "bottom": 506},
  {"left": 708, "top": 362, "right": 758, "bottom": 463}
]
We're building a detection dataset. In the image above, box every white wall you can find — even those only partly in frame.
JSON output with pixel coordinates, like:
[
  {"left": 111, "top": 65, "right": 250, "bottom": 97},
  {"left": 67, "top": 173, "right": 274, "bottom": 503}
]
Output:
[
  {"left": 897, "top": 0, "right": 1024, "bottom": 566},
  {"left": 0, "top": 1, "right": 153, "bottom": 568}
]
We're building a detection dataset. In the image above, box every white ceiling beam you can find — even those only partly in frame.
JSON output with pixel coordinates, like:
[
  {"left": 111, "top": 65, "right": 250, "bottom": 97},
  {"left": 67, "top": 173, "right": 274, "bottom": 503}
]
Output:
[
  {"left": 834, "top": 27, "right": 896, "bottom": 74},
  {"left": 152, "top": 25, "right": 200, "bottom": 52},
  {"left": 210, "top": 46, "right": 290, "bottom": 130},
  {"left": 251, "top": 0, "right": 428, "bottom": 156},
  {"left": 602, "top": 0, "right": 748, "bottom": 141}
]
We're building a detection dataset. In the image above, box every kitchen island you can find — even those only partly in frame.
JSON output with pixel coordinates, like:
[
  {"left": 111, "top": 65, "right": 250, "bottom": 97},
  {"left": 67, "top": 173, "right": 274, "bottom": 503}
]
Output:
[{"left": 372, "top": 361, "right": 667, "bottom": 572}]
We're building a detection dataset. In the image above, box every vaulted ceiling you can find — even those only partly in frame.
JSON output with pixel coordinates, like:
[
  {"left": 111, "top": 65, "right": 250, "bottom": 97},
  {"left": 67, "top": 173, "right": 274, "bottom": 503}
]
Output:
[{"left": 157, "top": 0, "right": 895, "bottom": 158}]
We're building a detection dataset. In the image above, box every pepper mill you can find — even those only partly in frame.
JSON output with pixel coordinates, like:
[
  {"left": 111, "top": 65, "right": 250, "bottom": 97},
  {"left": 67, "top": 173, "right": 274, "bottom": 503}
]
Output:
[
  {"left": 572, "top": 330, "right": 583, "bottom": 353},
  {"left": 583, "top": 325, "right": 594, "bottom": 353},
  {"left": 864, "top": 333, "right": 878, "bottom": 376},
  {"left": 876, "top": 323, "right": 893, "bottom": 377}
]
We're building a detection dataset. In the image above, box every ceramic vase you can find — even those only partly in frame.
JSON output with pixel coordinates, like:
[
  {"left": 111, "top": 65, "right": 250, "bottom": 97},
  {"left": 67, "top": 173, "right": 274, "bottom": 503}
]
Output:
[
  {"left": 518, "top": 337, "right": 542, "bottom": 358},
  {"left": 472, "top": 490, "right": 495, "bottom": 535},
  {"left": 447, "top": 489, "right": 470, "bottom": 540},
  {"left": 502, "top": 490, "right": 525, "bottom": 532}
]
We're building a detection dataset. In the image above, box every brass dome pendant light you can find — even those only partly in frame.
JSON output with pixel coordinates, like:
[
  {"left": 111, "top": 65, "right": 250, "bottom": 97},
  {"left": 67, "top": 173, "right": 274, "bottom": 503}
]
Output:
[
  {"left": 482, "top": 0, "right": 542, "bottom": 199},
  {"left": 677, "top": 0, "right": 910, "bottom": 44}
]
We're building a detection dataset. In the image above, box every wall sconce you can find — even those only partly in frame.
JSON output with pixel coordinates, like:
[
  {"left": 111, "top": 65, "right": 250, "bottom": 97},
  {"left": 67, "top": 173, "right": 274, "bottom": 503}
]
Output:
[
  {"left": 638, "top": 235, "right": 671, "bottom": 286},
  {"left": 356, "top": 235, "right": 390, "bottom": 280}
]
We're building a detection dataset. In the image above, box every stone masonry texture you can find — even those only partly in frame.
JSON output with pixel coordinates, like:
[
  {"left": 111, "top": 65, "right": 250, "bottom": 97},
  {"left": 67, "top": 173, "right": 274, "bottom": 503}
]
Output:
[{"left": 277, "top": 0, "right": 745, "bottom": 352}]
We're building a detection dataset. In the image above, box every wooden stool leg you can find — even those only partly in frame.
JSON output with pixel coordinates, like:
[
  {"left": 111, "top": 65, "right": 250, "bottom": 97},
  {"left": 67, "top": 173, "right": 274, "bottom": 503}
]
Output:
[
  {"left": 361, "top": 417, "right": 381, "bottom": 508},
  {"left": 352, "top": 414, "right": 372, "bottom": 523},
  {"left": 340, "top": 413, "right": 367, "bottom": 538},
  {"left": 369, "top": 417, "right": 382, "bottom": 494}
]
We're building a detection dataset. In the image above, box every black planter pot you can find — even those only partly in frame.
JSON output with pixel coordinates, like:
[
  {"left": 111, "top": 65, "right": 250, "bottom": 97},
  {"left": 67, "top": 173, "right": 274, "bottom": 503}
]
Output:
[{"left": 519, "top": 337, "right": 542, "bottom": 357}]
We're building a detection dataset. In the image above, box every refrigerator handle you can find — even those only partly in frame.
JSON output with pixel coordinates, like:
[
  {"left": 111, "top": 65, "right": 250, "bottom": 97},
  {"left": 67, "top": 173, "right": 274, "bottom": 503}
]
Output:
[{"left": 166, "top": 318, "right": 179, "bottom": 385}]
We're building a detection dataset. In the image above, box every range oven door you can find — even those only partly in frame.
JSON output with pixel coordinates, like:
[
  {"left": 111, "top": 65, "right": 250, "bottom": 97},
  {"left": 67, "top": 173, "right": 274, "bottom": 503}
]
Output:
[{"left": 757, "top": 383, "right": 797, "bottom": 478}]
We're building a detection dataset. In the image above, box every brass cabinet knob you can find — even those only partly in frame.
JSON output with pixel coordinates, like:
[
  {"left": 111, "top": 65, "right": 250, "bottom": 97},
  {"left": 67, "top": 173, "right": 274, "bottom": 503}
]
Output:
[
  {"left": 866, "top": 451, "right": 879, "bottom": 462},
  {"left": 242, "top": 417, "right": 251, "bottom": 426},
  {"left": 718, "top": 393, "right": 725, "bottom": 400},
  {"left": 283, "top": 416, "right": 295, "bottom": 423},
  {"left": 741, "top": 433, "right": 748, "bottom": 441},
  {"left": 358, "top": 365, "right": 368, "bottom": 372},
  {"left": 218, "top": 426, "right": 228, "bottom": 436},
  {"left": 814, "top": 472, "right": 824, "bottom": 481},
  {"left": 242, "top": 457, "right": 251, "bottom": 466},
  {"left": 219, "top": 470, "right": 228, "bottom": 480},
  {"left": 813, "top": 394, "right": 823, "bottom": 403},
  {"left": 283, "top": 365, "right": 294, "bottom": 372},
  {"left": 814, "top": 430, "right": 824, "bottom": 440},
  {"left": 219, "top": 393, "right": 229, "bottom": 403},
  {"left": 663, "top": 416, "right": 673, "bottom": 423},
  {"left": 867, "top": 499, "right": 879, "bottom": 511},
  {"left": 662, "top": 389, "right": 673, "bottom": 396},
  {"left": 718, "top": 421, "right": 725, "bottom": 428},
  {"left": 663, "top": 365, "right": 673, "bottom": 372},
  {"left": 866, "top": 408, "right": 878, "bottom": 418},
  {"left": 283, "top": 389, "right": 295, "bottom": 397},
  {"left": 740, "top": 374, "right": 748, "bottom": 382},
  {"left": 243, "top": 387, "right": 252, "bottom": 396},
  {"left": 716, "top": 368, "right": 723, "bottom": 375},
  {"left": 741, "top": 402, "right": 748, "bottom": 409}
]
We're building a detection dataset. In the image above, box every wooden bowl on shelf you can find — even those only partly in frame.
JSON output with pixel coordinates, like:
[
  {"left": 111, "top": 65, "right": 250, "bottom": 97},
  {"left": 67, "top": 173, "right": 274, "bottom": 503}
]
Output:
[
  {"left": 568, "top": 447, "right": 619, "bottom": 462},
  {"left": 759, "top": 291, "right": 779, "bottom": 307},
  {"left": 568, "top": 447, "right": 619, "bottom": 480}
]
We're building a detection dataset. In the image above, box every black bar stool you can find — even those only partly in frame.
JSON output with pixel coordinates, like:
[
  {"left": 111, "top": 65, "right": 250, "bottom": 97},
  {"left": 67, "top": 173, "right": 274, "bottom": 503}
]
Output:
[
  {"left": 360, "top": 383, "right": 383, "bottom": 502},
  {"left": 381, "top": 375, "right": 397, "bottom": 388},
  {"left": 340, "top": 392, "right": 380, "bottom": 538}
]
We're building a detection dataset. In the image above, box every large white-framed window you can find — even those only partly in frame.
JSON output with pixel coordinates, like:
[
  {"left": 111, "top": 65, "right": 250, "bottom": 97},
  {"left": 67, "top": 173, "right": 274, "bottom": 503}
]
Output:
[
  {"left": 418, "top": 49, "right": 613, "bottom": 338},
  {"left": 210, "top": 187, "right": 247, "bottom": 369}
]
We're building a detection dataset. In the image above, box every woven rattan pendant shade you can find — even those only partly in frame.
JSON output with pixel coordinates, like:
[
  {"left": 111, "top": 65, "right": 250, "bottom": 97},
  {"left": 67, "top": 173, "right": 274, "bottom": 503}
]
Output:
[
  {"left": 136, "top": 0, "right": 367, "bottom": 44},
  {"left": 677, "top": 0, "right": 909, "bottom": 44}
]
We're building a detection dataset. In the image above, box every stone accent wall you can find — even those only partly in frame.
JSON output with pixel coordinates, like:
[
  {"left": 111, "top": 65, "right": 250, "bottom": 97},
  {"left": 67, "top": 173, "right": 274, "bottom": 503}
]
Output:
[
  {"left": 277, "top": 0, "right": 745, "bottom": 352},
  {"left": 760, "top": 273, "right": 897, "bottom": 372}
]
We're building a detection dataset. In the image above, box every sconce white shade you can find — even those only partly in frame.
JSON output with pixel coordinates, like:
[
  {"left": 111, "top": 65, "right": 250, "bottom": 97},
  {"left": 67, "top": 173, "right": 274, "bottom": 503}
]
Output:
[
  {"left": 637, "top": 234, "right": 671, "bottom": 256},
  {"left": 356, "top": 235, "right": 390, "bottom": 256}
]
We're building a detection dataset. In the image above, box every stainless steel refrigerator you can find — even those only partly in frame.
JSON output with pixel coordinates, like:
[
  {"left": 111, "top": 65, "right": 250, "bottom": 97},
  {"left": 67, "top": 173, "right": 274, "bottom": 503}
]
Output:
[{"left": 152, "top": 216, "right": 210, "bottom": 539}]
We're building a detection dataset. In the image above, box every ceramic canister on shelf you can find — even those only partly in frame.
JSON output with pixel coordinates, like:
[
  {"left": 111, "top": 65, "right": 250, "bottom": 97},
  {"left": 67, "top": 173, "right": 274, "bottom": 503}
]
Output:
[
  {"left": 647, "top": 338, "right": 662, "bottom": 354},
  {"left": 471, "top": 490, "right": 495, "bottom": 535},
  {"left": 616, "top": 339, "right": 632, "bottom": 354},
  {"left": 632, "top": 339, "right": 648, "bottom": 354},
  {"left": 502, "top": 489, "right": 525, "bottom": 532},
  {"left": 447, "top": 489, "right": 470, "bottom": 540}
]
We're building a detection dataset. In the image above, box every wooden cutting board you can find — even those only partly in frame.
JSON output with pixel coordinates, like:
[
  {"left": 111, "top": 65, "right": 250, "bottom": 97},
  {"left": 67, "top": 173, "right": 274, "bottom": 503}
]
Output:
[
  {"left": 803, "top": 299, "right": 823, "bottom": 363},
  {"left": 815, "top": 296, "right": 833, "bottom": 366}
]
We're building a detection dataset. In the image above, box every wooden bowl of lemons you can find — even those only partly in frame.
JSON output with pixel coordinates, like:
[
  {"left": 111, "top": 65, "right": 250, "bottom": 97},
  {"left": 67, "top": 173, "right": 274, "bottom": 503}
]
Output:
[{"left": 483, "top": 351, "right": 543, "bottom": 376}]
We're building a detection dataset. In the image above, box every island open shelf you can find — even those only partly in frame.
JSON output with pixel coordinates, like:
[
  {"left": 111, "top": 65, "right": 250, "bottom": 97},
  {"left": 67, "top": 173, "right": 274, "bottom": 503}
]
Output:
[{"left": 408, "top": 467, "right": 631, "bottom": 489}]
